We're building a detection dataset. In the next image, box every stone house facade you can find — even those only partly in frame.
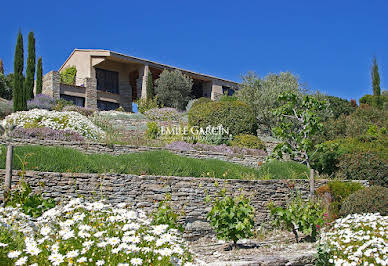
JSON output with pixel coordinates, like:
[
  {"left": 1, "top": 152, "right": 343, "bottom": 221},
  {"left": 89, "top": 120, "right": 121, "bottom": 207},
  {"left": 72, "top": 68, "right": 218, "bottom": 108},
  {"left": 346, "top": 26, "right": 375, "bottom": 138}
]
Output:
[{"left": 41, "top": 49, "right": 240, "bottom": 111}]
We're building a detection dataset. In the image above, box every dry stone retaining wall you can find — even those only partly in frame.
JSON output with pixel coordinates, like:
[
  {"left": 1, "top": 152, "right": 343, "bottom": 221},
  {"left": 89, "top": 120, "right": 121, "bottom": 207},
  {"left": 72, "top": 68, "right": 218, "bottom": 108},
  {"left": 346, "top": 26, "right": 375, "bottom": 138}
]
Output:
[
  {"left": 0, "top": 170, "right": 366, "bottom": 239},
  {"left": 0, "top": 138, "right": 266, "bottom": 168}
]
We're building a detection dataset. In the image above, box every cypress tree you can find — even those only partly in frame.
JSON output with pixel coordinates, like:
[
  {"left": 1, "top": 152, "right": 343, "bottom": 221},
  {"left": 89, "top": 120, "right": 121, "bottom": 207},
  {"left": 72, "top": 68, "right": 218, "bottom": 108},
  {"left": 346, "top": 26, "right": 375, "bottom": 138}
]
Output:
[
  {"left": 0, "top": 59, "right": 4, "bottom": 74},
  {"left": 25, "top": 32, "right": 36, "bottom": 100},
  {"left": 371, "top": 57, "right": 381, "bottom": 96},
  {"left": 146, "top": 70, "right": 154, "bottom": 99},
  {"left": 13, "top": 31, "right": 26, "bottom": 111},
  {"left": 36, "top": 57, "right": 43, "bottom": 95}
]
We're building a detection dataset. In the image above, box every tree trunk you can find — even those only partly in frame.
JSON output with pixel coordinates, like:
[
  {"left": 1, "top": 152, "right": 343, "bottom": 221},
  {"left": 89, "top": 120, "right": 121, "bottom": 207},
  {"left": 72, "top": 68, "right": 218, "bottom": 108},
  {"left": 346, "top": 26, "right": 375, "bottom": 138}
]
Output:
[
  {"left": 4, "top": 145, "right": 13, "bottom": 204},
  {"left": 309, "top": 168, "right": 315, "bottom": 199}
]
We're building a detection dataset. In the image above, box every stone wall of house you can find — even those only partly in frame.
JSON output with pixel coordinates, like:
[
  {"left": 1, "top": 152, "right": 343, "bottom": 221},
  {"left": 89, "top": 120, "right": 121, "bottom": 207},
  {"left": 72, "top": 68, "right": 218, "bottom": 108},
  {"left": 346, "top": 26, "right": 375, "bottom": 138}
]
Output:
[
  {"left": 0, "top": 169, "right": 368, "bottom": 240},
  {"left": 0, "top": 138, "right": 267, "bottom": 168}
]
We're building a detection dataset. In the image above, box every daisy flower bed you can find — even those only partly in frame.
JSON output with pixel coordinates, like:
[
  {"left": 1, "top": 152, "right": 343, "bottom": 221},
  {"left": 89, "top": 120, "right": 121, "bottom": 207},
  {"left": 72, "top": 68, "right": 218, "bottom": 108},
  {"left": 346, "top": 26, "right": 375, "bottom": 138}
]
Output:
[
  {"left": 1, "top": 109, "right": 105, "bottom": 140},
  {"left": 0, "top": 198, "right": 193, "bottom": 265},
  {"left": 319, "top": 213, "right": 388, "bottom": 265}
]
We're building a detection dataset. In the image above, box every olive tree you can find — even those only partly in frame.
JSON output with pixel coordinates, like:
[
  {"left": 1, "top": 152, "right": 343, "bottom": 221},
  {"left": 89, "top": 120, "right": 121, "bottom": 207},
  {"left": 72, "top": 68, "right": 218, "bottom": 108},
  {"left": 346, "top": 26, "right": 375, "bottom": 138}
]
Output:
[
  {"left": 154, "top": 69, "right": 193, "bottom": 111},
  {"left": 237, "top": 72, "right": 303, "bottom": 134}
]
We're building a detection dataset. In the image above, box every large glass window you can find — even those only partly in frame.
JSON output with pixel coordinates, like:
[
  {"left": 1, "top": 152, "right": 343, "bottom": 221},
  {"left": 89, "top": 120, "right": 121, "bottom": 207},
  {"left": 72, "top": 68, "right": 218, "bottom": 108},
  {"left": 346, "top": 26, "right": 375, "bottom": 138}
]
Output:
[
  {"left": 60, "top": 94, "right": 85, "bottom": 107},
  {"left": 96, "top": 68, "right": 119, "bottom": 94},
  {"left": 97, "top": 100, "right": 120, "bottom": 111},
  {"left": 222, "top": 86, "right": 235, "bottom": 96}
]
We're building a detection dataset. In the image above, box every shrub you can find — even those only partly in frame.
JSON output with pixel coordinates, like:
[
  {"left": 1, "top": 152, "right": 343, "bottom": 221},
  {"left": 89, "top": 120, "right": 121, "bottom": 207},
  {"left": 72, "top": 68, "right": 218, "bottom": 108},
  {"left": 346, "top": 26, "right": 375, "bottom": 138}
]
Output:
[
  {"left": 155, "top": 69, "right": 193, "bottom": 111},
  {"left": 60, "top": 66, "right": 77, "bottom": 85},
  {"left": 206, "top": 188, "right": 255, "bottom": 246},
  {"left": 52, "top": 98, "right": 73, "bottom": 111},
  {"left": 257, "top": 160, "right": 309, "bottom": 180},
  {"left": 190, "top": 97, "right": 211, "bottom": 110},
  {"left": 0, "top": 100, "right": 12, "bottom": 119},
  {"left": 0, "top": 198, "right": 193, "bottom": 265},
  {"left": 197, "top": 132, "right": 230, "bottom": 145},
  {"left": 151, "top": 194, "right": 183, "bottom": 232},
  {"left": 145, "top": 107, "right": 182, "bottom": 121},
  {"left": 316, "top": 181, "right": 364, "bottom": 220},
  {"left": 268, "top": 194, "right": 324, "bottom": 242},
  {"left": 189, "top": 100, "right": 257, "bottom": 136},
  {"left": 62, "top": 105, "right": 95, "bottom": 117},
  {"left": 26, "top": 94, "right": 55, "bottom": 110},
  {"left": 218, "top": 95, "right": 238, "bottom": 102},
  {"left": 2, "top": 109, "right": 104, "bottom": 140},
  {"left": 340, "top": 186, "right": 388, "bottom": 216},
  {"left": 230, "top": 134, "right": 266, "bottom": 150},
  {"left": 145, "top": 121, "right": 159, "bottom": 139},
  {"left": 310, "top": 142, "right": 342, "bottom": 176},
  {"left": 137, "top": 97, "right": 158, "bottom": 114},
  {"left": 185, "top": 98, "right": 198, "bottom": 112},
  {"left": 8, "top": 127, "right": 85, "bottom": 142},
  {"left": 319, "top": 213, "right": 387, "bottom": 265},
  {"left": 7, "top": 180, "right": 56, "bottom": 218},
  {"left": 336, "top": 151, "right": 388, "bottom": 186}
]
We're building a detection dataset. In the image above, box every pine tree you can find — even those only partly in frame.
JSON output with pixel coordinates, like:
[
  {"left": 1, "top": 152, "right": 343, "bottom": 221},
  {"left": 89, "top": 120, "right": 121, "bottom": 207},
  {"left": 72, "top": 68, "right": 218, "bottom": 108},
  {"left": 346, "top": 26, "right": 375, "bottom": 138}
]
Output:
[
  {"left": 371, "top": 57, "right": 381, "bottom": 96},
  {"left": 0, "top": 59, "right": 4, "bottom": 74},
  {"left": 13, "top": 31, "right": 26, "bottom": 111},
  {"left": 25, "top": 32, "right": 36, "bottom": 100},
  {"left": 36, "top": 57, "right": 43, "bottom": 95},
  {"left": 146, "top": 70, "right": 154, "bottom": 99}
]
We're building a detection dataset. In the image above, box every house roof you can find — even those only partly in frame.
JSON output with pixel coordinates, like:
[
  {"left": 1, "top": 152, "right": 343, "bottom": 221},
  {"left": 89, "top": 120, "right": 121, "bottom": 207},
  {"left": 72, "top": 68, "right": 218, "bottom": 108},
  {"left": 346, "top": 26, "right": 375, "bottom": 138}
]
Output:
[{"left": 60, "top": 49, "right": 240, "bottom": 86}]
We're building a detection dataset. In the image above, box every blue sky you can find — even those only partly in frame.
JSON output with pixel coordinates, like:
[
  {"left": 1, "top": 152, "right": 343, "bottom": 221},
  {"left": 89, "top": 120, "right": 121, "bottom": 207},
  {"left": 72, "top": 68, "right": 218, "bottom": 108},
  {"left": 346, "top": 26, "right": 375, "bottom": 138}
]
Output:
[{"left": 1, "top": 0, "right": 387, "bottom": 100}]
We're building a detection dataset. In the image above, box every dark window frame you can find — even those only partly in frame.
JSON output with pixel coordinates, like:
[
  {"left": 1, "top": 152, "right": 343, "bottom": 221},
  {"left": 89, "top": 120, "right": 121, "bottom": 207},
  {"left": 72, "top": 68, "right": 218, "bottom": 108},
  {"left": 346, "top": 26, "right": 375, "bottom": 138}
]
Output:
[
  {"left": 60, "top": 94, "right": 85, "bottom": 107},
  {"left": 97, "top": 100, "right": 120, "bottom": 111},
  {"left": 96, "top": 68, "right": 119, "bottom": 94}
]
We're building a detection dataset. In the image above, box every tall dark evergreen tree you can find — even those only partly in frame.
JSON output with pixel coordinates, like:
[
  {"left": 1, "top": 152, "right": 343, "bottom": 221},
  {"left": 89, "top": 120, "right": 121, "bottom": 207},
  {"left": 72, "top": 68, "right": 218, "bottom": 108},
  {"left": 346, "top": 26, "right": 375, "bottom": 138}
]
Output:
[
  {"left": 36, "top": 57, "right": 43, "bottom": 95},
  {"left": 0, "top": 59, "right": 4, "bottom": 74},
  {"left": 371, "top": 57, "right": 381, "bottom": 96},
  {"left": 25, "top": 32, "right": 36, "bottom": 100},
  {"left": 13, "top": 31, "right": 26, "bottom": 111}
]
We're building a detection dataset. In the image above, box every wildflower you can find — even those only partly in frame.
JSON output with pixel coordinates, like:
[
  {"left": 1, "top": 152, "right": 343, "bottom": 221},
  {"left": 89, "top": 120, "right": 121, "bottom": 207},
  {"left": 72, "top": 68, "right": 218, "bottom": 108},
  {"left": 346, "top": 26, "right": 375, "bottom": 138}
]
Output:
[
  {"left": 130, "top": 258, "right": 143, "bottom": 265},
  {"left": 66, "top": 250, "right": 79, "bottom": 258},
  {"left": 48, "top": 253, "right": 64, "bottom": 266},
  {"left": 15, "top": 256, "right": 27, "bottom": 266},
  {"left": 96, "top": 260, "right": 105, "bottom": 266},
  {"left": 8, "top": 251, "right": 21, "bottom": 259}
]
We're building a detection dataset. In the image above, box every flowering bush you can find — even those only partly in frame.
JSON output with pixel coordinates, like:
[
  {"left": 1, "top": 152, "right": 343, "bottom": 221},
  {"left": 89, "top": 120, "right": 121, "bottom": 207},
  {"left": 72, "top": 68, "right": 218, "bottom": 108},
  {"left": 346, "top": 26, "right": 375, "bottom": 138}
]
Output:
[
  {"left": 2, "top": 109, "right": 105, "bottom": 140},
  {"left": 8, "top": 127, "right": 85, "bottom": 142},
  {"left": 27, "top": 94, "right": 56, "bottom": 110},
  {"left": 145, "top": 108, "right": 182, "bottom": 121},
  {"left": 319, "top": 213, "right": 388, "bottom": 265},
  {"left": 97, "top": 111, "right": 146, "bottom": 121},
  {"left": 0, "top": 198, "right": 193, "bottom": 265},
  {"left": 62, "top": 105, "right": 95, "bottom": 117}
]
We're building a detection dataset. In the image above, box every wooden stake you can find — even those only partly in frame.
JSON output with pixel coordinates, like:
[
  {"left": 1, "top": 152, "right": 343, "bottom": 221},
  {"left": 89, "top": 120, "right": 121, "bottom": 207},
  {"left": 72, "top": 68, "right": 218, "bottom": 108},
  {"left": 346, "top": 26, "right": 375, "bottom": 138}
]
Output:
[{"left": 4, "top": 145, "right": 13, "bottom": 203}]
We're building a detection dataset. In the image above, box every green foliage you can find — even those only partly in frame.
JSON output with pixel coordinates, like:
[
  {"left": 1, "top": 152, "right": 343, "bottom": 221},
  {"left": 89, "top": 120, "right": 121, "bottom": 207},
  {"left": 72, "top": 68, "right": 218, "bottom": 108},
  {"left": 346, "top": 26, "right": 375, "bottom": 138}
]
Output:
[
  {"left": 60, "top": 66, "right": 77, "bottom": 85},
  {"left": 13, "top": 31, "right": 26, "bottom": 111},
  {"left": 145, "top": 121, "right": 159, "bottom": 139},
  {"left": 0, "top": 145, "right": 263, "bottom": 179},
  {"left": 321, "top": 95, "right": 355, "bottom": 119},
  {"left": 218, "top": 95, "right": 238, "bottom": 102},
  {"left": 340, "top": 186, "right": 388, "bottom": 216},
  {"left": 230, "top": 134, "right": 266, "bottom": 150},
  {"left": 137, "top": 97, "right": 158, "bottom": 114},
  {"left": 146, "top": 70, "right": 154, "bottom": 99},
  {"left": 359, "top": 94, "right": 387, "bottom": 109},
  {"left": 371, "top": 56, "right": 381, "bottom": 96},
  {"left": 190, "top": 97, "right": 211, "bottom": 110},
  {"left": 151, "top": 194, "right": 183, "bottom": 232},
  {"left": 7, "top": 179, "right": 56, "bottom": 218},
  {"left": 206, "top": 188, "right": 255, "bottom": 245},
  {"left": 155, "top": 69, "right": 193, "bottom": 111},
  {"left": 257, "top": 160, "right": 309, "bottom": 180},
  {"left": 268, "top": 193, "right": 324, "bottom": 242},
  {"left": 52, "top": 98, "right": 73, "bottom": 111},
  {"left": 0, "top": 226, "right": 25, "bottom": 264},
  {"left": 189, "top": 100, "right": 258, "bottom": 136},
  {"left": 0, "top": 73, "right": 12, "bottom": 100},
  {"left": 272, "top": 91, "right": 327, "bottom": 168},
  {"left": 0, "top": 59, "right": 3, "bottom": 74},
  {"left": 36, "top": 57, "right": 43, "bottom": 95},
  {"left": 24, "top": 32, "right": 36, "bottom": 100},
  {"left": 310, "top": 142, "right": 342, "bottom": 176},
  {"left": 336, "top": 151, "right": 388, "bottom": 186},
  {"left": 237, "top": 72, "right": 303, "bottom": 134},
  {"left": 0, "top": 100, "right": 13, "bottom": 119},
  {"left": 314, "top": 244, "right": 331, "bottom": 266}
]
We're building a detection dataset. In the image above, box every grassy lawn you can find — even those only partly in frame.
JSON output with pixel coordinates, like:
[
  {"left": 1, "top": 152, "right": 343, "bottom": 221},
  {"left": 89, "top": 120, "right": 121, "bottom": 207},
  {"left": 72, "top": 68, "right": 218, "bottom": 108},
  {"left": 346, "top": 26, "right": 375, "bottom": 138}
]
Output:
[{"left": 0, "top": 145, "right": 309, "bottom": 180}]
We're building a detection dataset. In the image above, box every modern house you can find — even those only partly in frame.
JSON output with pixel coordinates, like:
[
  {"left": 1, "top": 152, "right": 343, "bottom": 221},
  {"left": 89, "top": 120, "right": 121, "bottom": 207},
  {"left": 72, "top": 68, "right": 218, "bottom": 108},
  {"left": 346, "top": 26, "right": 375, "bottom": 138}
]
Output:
[{"left": 41, "top": 49, "right": 240, "bottom": 111}]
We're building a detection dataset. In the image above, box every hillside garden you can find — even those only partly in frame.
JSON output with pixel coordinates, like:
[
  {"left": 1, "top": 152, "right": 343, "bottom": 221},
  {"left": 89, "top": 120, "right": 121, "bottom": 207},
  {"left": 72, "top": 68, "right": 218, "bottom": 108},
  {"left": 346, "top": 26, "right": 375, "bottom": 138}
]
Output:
[{"left": 0, "top": 61, "right": 387, "bottom": 264}]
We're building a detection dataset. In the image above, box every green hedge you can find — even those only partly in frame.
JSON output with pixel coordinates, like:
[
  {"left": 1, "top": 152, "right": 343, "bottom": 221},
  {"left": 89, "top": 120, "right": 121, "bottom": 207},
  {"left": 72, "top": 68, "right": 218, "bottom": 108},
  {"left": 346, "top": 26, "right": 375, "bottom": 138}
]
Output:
[
  {"left": 188, "top": 100, "right": 257, "bottom": 136},
  {"left": 230, "top": 134, "right": 266, "bottom": 150}
]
